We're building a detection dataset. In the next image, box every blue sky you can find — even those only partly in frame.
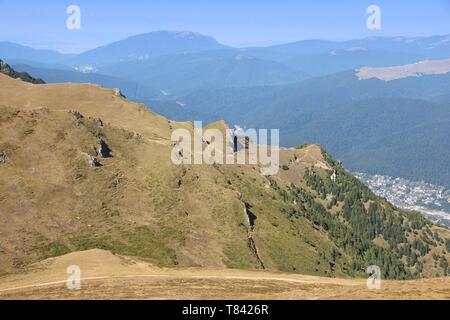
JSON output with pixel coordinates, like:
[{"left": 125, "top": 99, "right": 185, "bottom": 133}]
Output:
[{"left": 1, "top": 0, "right": 450, "bottom": 53}]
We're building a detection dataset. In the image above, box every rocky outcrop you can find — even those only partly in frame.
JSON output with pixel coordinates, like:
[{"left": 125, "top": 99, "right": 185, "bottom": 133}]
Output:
[
  {"left": 0, "top": 152, "right": 8, "bottom": 164},
  {"left": 69, "top": 110, "right": 84, "bottom": 125},
  {"left": 88, "top": 155, "right": 102, "bottom": 167},
  {"left": 95, "top": 118, "right": 104, "bottom": 127},
  {"left": 98, "top": 137, "right": 112, "bottom": 158},
  {"left": 133, "top": 132, "right": 142, "bottom": 140},
  {"left": 114, "top": 88, "right": 126, "bottom": 98},
  {"left": 244, "top": 202, "right": 264, "bottom": 269}
]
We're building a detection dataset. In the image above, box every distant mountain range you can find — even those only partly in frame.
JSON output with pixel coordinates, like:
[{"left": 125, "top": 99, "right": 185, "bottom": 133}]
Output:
[
  {"left": 245, "top": 35, "right": 450, "bottom": 64},
  {"left": 98, "top": 50, "right": 308, "bottom": 96},
  {"left": 1, "top": 31, "right": 449, "bottom": 187},
  {"left": 3, "top": 31, "right": 450, "bottom": 94},
  {"left": 68, "top": 31, "right": 229, "bottom": 66}
]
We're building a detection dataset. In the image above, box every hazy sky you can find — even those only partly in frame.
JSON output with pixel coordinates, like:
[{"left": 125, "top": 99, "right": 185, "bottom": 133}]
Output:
[{"left": 1, "top": 0, "right": 450, "bottom": 53}]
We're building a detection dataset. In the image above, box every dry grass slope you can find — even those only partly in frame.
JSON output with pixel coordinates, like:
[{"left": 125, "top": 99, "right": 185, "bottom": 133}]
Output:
[
  {"left": 0, "top": 74, "right": 343, "bottom": 276},
  {"left": 0, "top": 74, "right": 449, "bottom": 299}
]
